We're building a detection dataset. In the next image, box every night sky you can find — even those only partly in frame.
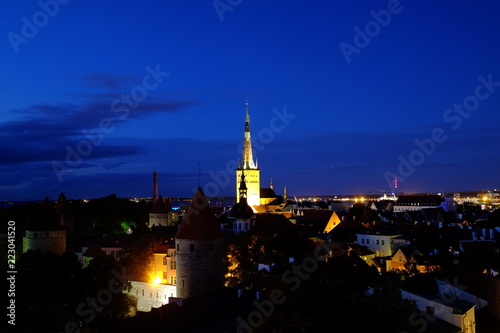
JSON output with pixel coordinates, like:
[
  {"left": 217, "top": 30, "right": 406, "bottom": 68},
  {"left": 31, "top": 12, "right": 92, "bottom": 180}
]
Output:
[{"left": 1, "top": 1, "right": 500, "bottom": 201}]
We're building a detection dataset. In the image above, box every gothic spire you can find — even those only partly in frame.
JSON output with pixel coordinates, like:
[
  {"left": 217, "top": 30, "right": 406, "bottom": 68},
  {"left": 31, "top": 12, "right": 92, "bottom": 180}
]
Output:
[{"left": 242, "top": 101, "right": 256, "bottom": 169}]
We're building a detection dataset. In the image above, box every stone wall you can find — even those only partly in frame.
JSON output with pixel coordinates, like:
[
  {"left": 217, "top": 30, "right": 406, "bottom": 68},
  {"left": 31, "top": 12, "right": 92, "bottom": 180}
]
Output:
[
  {"left": 128, "top": 281, "right": 177, "bottom": 312},
  {"left": 175, "top": 238, "right": 224, "bottom": 299},
  {"left": 23, "top": 230, "right": 66, "bottom": 255}
]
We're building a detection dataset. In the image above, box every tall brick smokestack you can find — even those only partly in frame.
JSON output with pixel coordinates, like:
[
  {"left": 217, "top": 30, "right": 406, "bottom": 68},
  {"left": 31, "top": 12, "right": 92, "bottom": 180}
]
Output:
[{"left": 153, "top": 171, "right": 158, "bottom": 203}]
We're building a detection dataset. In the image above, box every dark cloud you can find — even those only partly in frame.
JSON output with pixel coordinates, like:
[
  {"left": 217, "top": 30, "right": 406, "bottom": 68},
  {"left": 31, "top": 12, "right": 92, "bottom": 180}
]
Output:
[
  {"left": 80, "top": 73, "right": 140, "bottom": 90},
  {"left": 0, "top": 98, "right": 198, "bottom": 165}
]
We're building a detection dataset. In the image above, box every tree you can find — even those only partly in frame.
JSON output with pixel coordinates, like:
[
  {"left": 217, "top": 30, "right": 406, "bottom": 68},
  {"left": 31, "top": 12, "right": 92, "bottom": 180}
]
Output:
[
  {"left": 226, "top": 219, "right": 314, "bottom": 287},
  {"left": 118, "top": 223, "right": 160, "bottom": 282}
]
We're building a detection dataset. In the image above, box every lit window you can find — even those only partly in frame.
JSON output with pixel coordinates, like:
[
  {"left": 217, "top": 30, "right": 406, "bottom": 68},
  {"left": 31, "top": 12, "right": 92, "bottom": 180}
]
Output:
[
  {"left": 171, "top": 261, "right": 176, "bottom": 269},
  {"left": 163, "top": 257, "right": 168, "bottom": 265}
]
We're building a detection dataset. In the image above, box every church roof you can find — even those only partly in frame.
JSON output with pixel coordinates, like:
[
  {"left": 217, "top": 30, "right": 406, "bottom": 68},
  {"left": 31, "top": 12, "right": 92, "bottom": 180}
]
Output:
[
  {"left": 175, "top": 188, "right": 223, "bottom": 240},
  {"left": 260, "top": 188, "right": 277, "bottom": 199},
  {"left": 26, "top": 197, "right": 64, "bottom": 231}
]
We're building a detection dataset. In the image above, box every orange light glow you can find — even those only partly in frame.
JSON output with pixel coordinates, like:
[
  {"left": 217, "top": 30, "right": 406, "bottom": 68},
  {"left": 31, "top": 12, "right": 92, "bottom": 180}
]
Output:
[{"left": 153, "top": 277, "right": 161, "bottom": 284}]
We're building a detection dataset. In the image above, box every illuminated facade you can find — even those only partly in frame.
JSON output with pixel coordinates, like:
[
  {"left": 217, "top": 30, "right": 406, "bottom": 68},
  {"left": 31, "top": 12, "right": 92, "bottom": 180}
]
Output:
[{"left": 236, "top": 101, "right": 260, "bottom": 207}]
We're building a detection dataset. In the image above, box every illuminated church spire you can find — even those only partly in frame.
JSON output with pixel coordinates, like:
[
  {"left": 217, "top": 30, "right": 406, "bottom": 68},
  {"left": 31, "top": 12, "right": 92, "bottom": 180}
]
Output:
[
  {"left": 241, "top": 101, "right": 257, "bottom": 170},
  {"left": 236, "top": 101, "right": 260, "bottom": 207}
]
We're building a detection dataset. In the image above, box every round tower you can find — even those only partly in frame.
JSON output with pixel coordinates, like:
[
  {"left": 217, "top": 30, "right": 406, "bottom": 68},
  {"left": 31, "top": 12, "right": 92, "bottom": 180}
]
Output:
[
  {"left": 23, "top": 197, "right": 66, "bottom": 255},
  {"left": 175, "top": 188, "right": 224, "bottom": 299}
]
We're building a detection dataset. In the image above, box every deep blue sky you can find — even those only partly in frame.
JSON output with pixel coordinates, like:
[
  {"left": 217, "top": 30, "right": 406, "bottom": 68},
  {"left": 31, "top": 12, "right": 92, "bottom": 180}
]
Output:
[{"left": 1, "top": 0, "right": 499, "bottom": 201}]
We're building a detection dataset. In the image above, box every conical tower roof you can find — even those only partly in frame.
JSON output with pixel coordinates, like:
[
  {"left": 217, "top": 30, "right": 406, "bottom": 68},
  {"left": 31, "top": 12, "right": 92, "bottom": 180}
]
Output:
[
  {"left": 175, "top": 188, "right": 223, "bottom": 240},
  {"left": 26, "top": 197, "right": 64, "bottom": 231},
  {"left": 54, "top": 192, "right": 73, "bottom": 221},
  {"left": 150, "top": 195, "right": 172, "bottom": 214}
]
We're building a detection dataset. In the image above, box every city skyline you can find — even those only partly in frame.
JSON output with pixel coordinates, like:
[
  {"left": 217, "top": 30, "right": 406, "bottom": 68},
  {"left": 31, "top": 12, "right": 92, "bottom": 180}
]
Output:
[{"left": 1, "top": 1, "right": 500, "bottom": 201}]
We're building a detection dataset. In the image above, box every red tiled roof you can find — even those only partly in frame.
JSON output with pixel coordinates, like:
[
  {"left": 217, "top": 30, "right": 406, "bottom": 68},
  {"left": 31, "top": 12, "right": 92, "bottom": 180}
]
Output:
[
  {"left": 175, "top": 188, "right": 223, "bottom": 240},
  {"left": 396, "top": 195, "right": 444, "bottom": 206},
  {"left": 83, "top": 244, "right": 105, "bottom": 257}
]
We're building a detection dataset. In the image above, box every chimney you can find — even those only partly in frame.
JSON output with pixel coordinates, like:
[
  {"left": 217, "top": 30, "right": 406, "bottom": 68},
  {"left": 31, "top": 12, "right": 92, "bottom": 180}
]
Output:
[{"left": 153, "top": 171, "right": 158, "bottom": 203}]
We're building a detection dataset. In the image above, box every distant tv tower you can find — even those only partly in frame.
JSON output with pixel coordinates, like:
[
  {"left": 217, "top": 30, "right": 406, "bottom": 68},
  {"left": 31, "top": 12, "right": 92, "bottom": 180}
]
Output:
[{"left": 394, "top": 177, "right": 398, "bottom": 193}]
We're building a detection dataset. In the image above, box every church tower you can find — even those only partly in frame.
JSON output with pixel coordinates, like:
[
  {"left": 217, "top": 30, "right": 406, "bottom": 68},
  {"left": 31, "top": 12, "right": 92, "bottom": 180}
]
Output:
[
  {"left": 236, "top": 101, "right": 260, "bottom": 207},
  {"left": 229, "top": 174, "right": 255, "bottom": 233},
  {"left": 175, "top": 188, "right": 224, "bottom": 299}
]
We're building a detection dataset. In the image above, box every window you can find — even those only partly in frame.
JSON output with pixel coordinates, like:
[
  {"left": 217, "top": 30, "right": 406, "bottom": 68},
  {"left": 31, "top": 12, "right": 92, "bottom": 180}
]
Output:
[
  {"left": 190, "top": 244, "right": 194, "bottom": 252},
  {"left": 381, "top": 240, "right": 385, "bottom": 246},
  {"left": 367, "top": 239, "right": 370, "bottom": 244},
  {"left": 171, "top": 261, "right": 176, "bottom": 270},
  {"left": 111, "top": 251, "right": 115, "bottom": 258},
  {"left": 163, "top": 272, "right": 168, "bottom": 279},
  {"left": 176, "top": 244, "right": 179, "bottom": 251},
  {"left": 182, "top": 279, "right": 185, "bottom": 288},
  {"left": 163, "top": 257, "right": 168, "bottom": 265},
  {"left": 376, "top": 240, "right": 380, "bottom": 245},
  {"left": 361, "top": 238, "right": 365, "bottom": 244}
]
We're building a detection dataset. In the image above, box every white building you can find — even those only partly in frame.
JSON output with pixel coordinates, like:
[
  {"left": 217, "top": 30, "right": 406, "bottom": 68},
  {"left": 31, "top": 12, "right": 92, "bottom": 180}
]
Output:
[
  {"left": 355, "top": 232, "right": 402, "bottom": 257},
  {"left": 401, "top": 289, "right": 476, "bottom": 333}
]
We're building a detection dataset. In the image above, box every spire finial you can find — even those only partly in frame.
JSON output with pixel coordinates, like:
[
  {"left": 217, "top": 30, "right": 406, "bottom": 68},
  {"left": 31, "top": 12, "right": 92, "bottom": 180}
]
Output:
[{"left": 245, "top": 100, "right": 249, "bottom": 123}]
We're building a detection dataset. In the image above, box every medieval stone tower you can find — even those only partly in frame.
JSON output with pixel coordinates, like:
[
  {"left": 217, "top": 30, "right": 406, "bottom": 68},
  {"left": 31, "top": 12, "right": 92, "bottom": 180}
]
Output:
[
  {"left": 23, "top": 196, "right": 66, "bottom": 255},
  {"left": 175, "top": 188, "right": 224, "bottom": 299}
]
